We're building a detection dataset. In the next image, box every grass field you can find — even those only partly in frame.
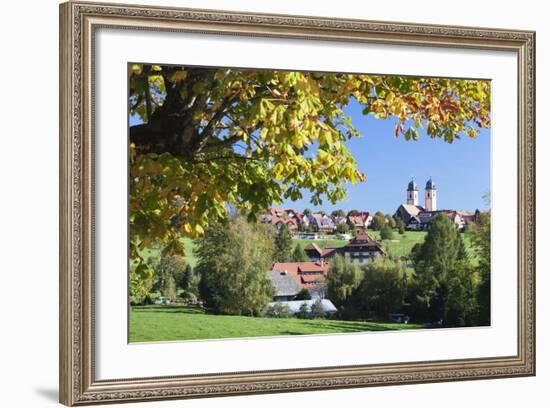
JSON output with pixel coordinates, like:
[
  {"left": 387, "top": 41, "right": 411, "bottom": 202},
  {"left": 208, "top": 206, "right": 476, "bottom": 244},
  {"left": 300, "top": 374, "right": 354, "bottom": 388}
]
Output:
[
  {"left": 294, "top": 238, "right": 348, "bottom": 250},
  {"left": 295, "top": 230, "right": 476, "bottom": 263},
  {"left": 129, "top": 306, "right": 423, "bottom": 342},
  {"left": 139, "top": 237, "right": 198, "bottom": 267},
  {"left": 368, "top": 230, "right": 427, "bottom": 258},
  {"left": 294, "top": 231, "right": 427, "bottom": 260}
]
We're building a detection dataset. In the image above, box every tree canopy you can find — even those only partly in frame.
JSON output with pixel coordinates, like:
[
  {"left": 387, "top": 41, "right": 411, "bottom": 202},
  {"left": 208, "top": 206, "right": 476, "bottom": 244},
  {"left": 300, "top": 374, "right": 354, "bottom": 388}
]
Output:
[
  {"left": 411, "top": 214, "right": 477, "bottom": 325},
  {"left": 129, "top": 65, "right": 490, "bottom": 265},
  {"left": 196, "top": 217, "right": 274, "bottom": 316},
  {"left": 274, "top": 224, "right": 294, "bottom": 262},
  {"left": 327, "top": 254, "right": 362, "bottom": 308}
]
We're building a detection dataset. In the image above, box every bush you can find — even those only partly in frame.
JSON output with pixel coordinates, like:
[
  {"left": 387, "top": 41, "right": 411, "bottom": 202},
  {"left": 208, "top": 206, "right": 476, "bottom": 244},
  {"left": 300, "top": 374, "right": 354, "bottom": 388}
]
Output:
[
  {"left": 264, "top": 302, "right": 294, "bottom": 318},
  {"left": 297, "top": 302, "right": 310, "bottom": 319},
  {"left": 380, "top": 225, "right": 394, "bottom": 240},
  {"left": 396, "top": 218, "right": 406, "bottom": 234},
  {"left": 178, "top": 289, "right": 197, "bottom": 302},
  {"left": 310, "top": 299, "right": 326, "bottom": 319},
  {"left": 335, "top": 222, "right": 350, "bottom": 234}
]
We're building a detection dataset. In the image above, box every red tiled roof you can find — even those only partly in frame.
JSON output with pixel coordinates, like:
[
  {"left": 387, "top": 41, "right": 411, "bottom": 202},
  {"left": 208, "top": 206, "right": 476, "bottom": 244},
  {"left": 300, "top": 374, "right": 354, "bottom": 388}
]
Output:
[
  {"left": 271, "top": 217, "right": 298, "bottom": 227},
  {"left": 271, "top": 262, "right": 330, "bottom": 290},
  {"left": 300, "top": 275, "right": 325, "bottom": 283},
  {"left": 298, "top": 262, "right": 329, "bottom": 273}
]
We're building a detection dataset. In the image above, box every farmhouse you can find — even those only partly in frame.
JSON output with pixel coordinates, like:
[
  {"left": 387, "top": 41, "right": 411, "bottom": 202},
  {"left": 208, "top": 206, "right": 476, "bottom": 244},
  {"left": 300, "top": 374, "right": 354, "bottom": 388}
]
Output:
[
  {"left": 303, "top": 233, "right": 385, "bottom": 265},
  {"left": 303, "top": 242, "right": 338, "bottom": 261},
  {"left": 271, "top": 261, "right": 330, "bottom": 299},
  {"left": 339, "top": 232, "right": 385, "bottom": 264},
  {"left": 267, "top": 269, "right": 302, "bottom": 301}
]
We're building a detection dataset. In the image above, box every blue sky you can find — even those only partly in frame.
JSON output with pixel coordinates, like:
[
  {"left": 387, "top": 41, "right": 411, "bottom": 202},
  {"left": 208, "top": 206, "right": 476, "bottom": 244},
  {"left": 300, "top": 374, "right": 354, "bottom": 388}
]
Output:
[
  {"left": 281, "top": 99, "right": 491, "bottom": 214},
  {"left": 130, "top": 93, "right": 491, "bottom": 215}
]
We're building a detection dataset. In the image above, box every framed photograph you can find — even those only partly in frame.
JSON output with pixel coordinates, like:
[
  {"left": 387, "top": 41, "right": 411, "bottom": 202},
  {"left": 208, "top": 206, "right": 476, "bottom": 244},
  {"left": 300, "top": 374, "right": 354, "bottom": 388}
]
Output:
[{"left": 59, "top": 1, "right": 535, "bottom": 405}]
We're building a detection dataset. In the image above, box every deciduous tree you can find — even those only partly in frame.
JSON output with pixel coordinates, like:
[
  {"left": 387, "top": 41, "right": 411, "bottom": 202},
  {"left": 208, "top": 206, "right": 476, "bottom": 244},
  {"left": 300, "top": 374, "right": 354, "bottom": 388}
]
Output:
[
  {"left": 327, "top": 255, "right": 362, "bottom": 308},
  {"left": 128, "top": 65, "right": 491, "bottom": 273},
  {"left": 468, "top": 210, "right": 491, "bottom": 325},
  {"left": 371, "top": 211, "right": 386, "bottom": 231},
  {"left": 274, "top": 224, "right": 294, "bottom": 262},
  {"left": 196, "top": 217, "right": 274, "bottom": 315},
  {"left": 292, "top": 243, "right": 308, "bottom": 262}
]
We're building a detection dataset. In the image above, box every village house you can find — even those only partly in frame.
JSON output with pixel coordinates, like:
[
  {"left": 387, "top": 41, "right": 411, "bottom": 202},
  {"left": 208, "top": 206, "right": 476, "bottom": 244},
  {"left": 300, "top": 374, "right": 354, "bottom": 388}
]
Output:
[
  {"left": 267, "top": 269, "right": 302, "bottom": 301},
  {"left": 346, "top": 211, "right": 372, "bottom": 231},
  {"left": 339, "top": 232, "right": 385, "bottom": 264},
  {"left": 307, "top": 213, "right": 336, "bottom": 233},
  {"left": 303, "top": 242, "right": 338, "bottom": 261},
  {"left": 303, "top": 233, "right": 385, "bottom": 265},
  {"left": 271, "top": 261, "right": 330, "bottom": 299},
  {"left": 260, "top": 208, "right": 301, "bottom": 233}
]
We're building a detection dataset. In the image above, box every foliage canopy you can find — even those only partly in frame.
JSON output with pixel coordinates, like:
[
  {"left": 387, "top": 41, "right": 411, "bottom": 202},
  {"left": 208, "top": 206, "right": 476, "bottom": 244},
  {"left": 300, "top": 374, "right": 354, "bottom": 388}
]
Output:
[{"left": 129, "top": 65, "right": 490, "bottom": 270}]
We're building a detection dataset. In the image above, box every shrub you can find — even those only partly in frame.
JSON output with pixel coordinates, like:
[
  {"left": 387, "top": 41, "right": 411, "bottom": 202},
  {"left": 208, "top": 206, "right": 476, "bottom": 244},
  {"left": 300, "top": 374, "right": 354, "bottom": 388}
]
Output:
[
  {"left": 264, "top": 302, "right": 293, "bottom": 318},
  {"left": 310, "top": 299, "right": 326, "bottom": 319},
  {"left": 297, "top": 302, "right": 310, "bottom": 319},
  {"left": 380, "top": 225, "right": 394, "bottom": 240}
]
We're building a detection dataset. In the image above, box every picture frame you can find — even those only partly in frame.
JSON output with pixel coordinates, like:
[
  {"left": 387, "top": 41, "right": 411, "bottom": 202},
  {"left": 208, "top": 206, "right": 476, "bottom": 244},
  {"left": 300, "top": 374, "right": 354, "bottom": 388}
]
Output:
[{"left": 59, "top": 1, "right": 536, "bottom": 405}]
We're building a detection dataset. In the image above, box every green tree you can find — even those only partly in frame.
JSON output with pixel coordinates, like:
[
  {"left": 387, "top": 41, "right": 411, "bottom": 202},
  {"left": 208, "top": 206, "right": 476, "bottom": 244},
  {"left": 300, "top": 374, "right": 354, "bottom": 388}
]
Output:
[
  {"left": 297, "top": 302, "right": 310, "bottom": 319},
  {"left": 128, "top": 65, "right": 491, "bottom": 273},
  {"left": 412, "top": 214, "right": 477, "bottom": 325},
  {"left": 274, "top": 224, "right": 294, "bottom": 262},
  {"left": 175, "top": 263, "right": 200, "bottom": 300},
  {"left": 360, "top": 257, "right": 407, "bottom": 318},
  {"left": 331, "top": 209, "right": 346, "bottom": 218},
  {"left": 151, "top": 255, "right": 189, "bottom": 299},
  {"left": 327, "top": 255, "right": 362, "bottom": 308},
  {"left": 386, "top": 215, "right": 397, "bottom": 229},
  {"left": 380, "top": 224, "right": 394, "bottom": 240},
  {"left": 371, "top": 211, "right": 386, "bottom": 231},
  {"left": 468, "top": 210, "right": 491, "bottom": 325},
  {"left": 292, "top": 243, "right": 308, "bottom": 262},
  {"left": 335, "top": 222, "right": 351, "bottom": 234},
  {"left": 445, "top": 260, "right": 479, "bottom": 326},
  {"left": 303, "top": 208, "right": 312, "bottom": 216},
  {"left": 295, "top": 288, "right": 312, "bottom": 300},
  {"left": 396, "top": 218, "right": 406, "bottom": 234},
  {"left": 172, "top": 261, "right": 192, "bottom": 290},
  {"left": 196, "top": 217, "right": 274, "bottom": 315},
  {"left": 310, "top": 299, "right": 326, "bottom": 319}
]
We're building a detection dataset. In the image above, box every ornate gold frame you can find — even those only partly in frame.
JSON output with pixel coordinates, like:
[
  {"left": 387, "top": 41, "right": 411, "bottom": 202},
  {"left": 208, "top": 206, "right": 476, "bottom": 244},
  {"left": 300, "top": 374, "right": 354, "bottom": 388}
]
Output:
[{"left": 59, "top": 1, "right": 536, "bottom": 405}]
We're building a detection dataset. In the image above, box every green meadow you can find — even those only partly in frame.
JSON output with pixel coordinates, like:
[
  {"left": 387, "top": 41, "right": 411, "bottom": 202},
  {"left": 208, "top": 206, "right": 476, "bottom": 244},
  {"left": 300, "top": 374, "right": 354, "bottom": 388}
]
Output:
[{"left": 130, "top": 306, "right": 422, "bottom": 342}]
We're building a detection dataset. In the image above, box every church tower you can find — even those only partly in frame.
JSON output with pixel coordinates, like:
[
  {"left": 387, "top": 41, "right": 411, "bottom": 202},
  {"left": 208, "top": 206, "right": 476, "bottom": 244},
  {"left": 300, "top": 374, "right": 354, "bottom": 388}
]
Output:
[
  {"left": 425, "top": 177, "right": 437, "bottom": 211},
  {"left": 406, "top": 178, "right": 418, "bottom": 206}
]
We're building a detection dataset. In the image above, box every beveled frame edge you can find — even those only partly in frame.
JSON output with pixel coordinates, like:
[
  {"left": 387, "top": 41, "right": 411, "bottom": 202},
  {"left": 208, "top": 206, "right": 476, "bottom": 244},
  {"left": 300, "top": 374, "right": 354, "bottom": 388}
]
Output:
[{"left": 59, "top": 1, "right": 536, "bottom": 405}]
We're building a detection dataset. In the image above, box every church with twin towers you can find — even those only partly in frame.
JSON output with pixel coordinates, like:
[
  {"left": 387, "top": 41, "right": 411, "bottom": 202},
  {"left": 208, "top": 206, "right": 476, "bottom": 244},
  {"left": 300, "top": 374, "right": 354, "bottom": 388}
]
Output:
[
  {"left": 395, "top": 177, "right": 475, "bottom": 231},
  {"left": 406, "top": 177, "right": 437, "bottom": 212}
]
